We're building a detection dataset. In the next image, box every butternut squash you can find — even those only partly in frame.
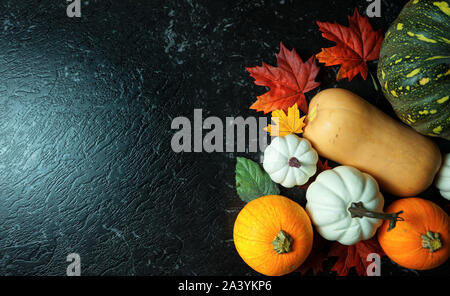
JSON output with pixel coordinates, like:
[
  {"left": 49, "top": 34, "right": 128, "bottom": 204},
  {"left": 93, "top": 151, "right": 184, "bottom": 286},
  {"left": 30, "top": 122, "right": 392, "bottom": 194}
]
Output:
[{"left": 303, "top": 88, "right": 441, "bottom": 197}]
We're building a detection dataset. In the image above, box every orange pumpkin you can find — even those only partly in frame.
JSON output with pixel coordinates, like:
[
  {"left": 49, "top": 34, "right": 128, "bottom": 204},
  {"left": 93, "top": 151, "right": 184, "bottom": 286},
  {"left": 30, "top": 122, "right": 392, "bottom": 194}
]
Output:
[
  {"left": 303, "top": 88, "right": 442, "bottom": 197},
  {"left": 378, "top": 198, "right": 450, "bottom": 270},
  {"left": 233, "top": 195, "right": 313, "bottom": 276}
]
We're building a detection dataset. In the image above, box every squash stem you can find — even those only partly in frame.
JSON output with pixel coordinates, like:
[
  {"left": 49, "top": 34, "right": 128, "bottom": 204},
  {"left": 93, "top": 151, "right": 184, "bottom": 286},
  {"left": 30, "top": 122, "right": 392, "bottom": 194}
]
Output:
[
  {"left": 272, "top": 230, "right": 293, "bottom": 254},
  {"left": 348, "top": 202, "right": 404, "bottom": 231},
  {"left": 369, "top": 71, "right": 379, "bottom": 92},
  {"left": 421, "top": 231, "right": 442, "bottom": 253}
]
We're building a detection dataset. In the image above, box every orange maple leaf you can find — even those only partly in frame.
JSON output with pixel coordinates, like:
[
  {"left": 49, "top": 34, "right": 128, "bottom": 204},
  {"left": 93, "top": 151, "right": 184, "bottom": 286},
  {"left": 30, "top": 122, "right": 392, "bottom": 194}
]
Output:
[
  {"left": 298, "top": 158, "right": 332, "bottom": 190},
  {"left": 328, "top": 237, "right": 386, "bottom": 276},
  {"left": 264, "top": 103, "right": 306, "bottom": 136},
  {"left": 296, "top": 231, "right": 330, "bottom": 275},
  {"left": 246, "top": 42, "right": 320, "bottom": 114},
  {"left": 316, "top": 8, "right": 383, "bottom": 81}
]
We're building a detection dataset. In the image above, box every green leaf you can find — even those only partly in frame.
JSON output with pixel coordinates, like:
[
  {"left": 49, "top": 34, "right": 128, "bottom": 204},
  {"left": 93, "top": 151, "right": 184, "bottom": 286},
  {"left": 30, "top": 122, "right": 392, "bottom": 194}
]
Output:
[{"left": 235, "top": 157, "right": 280, "bottom": 203}]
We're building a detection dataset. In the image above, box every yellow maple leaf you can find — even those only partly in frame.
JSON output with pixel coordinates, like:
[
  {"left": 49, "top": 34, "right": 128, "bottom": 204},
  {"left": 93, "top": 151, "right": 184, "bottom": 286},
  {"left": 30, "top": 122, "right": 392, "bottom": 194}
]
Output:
[{"left": 265, "top": 103, "right": 306, "bottom": 136}]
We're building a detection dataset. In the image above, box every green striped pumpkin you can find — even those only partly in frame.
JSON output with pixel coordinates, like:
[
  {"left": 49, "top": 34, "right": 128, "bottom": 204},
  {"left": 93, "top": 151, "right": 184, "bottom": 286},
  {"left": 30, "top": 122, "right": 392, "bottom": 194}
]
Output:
[{"left": 377, "top": 0, "right": 450, "bottom": 140}]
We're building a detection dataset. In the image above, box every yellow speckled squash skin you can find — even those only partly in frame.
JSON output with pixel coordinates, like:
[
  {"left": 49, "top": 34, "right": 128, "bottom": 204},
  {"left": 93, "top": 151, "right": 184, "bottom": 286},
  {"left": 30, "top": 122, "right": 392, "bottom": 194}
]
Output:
[
  {"left": 377, "top": 0, "right": 450, "bottom": 140},
  {"left": 233, "top": 195, "right": 313, "bottom": 276}
]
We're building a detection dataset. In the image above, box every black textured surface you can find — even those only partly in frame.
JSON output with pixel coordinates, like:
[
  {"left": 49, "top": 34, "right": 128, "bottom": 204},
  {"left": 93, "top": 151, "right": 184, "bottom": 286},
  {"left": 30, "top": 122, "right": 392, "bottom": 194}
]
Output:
[{"left": 0, "top": 0, "right": 448, "bottom": 276}]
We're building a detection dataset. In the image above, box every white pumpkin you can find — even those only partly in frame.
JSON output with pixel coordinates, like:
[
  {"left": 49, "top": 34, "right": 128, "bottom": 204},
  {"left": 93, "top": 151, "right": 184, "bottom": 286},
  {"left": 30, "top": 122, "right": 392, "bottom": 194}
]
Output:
[
  {"left": 435, "top": 153, "right": 450, "bottom": 200},
  {"left": 306, "top": 166, "right": 403, "bottom": 245},
  {"left": 263, "top": 134, "right": 318, "bottom": 188}
]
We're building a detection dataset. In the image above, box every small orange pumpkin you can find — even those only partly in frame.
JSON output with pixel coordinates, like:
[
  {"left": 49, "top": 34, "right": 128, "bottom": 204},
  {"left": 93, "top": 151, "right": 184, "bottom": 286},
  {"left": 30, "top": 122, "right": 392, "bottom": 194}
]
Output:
[
  {"left": 233, "top": 195, "right": 313, "bottom": 276},
  {"left": 378, "top": 198, "right": 450, "bottom": 270}
]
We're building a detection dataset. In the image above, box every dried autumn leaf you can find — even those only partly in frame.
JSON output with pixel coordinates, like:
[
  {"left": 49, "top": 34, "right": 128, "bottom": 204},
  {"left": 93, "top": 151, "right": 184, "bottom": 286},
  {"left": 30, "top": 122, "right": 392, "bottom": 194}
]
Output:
[
  {"left": 246, "top": 42, "right": 320, "bottom": 114},
  {"left": 316, "top": 8, "right": 383, "bottom": 81},
  {"left": 264, "top": 103, "right": 306, "bottom": 136},
  {"left": 296, "top": 231, "right": 330, "bottom": 275},
  {"left": 328, "top": 237, "right": 386, "bottom": 276},
  {"left": 298, "top": 158, "right": 332, "bottom": 190}
]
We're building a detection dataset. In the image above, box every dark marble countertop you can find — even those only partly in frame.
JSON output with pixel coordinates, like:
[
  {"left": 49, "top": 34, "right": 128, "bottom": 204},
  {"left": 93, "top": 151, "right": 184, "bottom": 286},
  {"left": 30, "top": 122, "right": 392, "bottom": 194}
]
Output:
[{"left": 0, "top": 0, "right": 448, "bottom": 276}]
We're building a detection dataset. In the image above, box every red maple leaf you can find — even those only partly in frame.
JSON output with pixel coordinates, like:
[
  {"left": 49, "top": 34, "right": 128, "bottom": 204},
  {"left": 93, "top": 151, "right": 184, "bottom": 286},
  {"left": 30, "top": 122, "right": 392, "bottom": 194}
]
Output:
[
  {"left": 316, "top": 8, "right": 383, "bottom": 81},
  {"left": 298, "top": 158, "right": 332, "bottom": 190},
  {"left": 296, "top": 231, "right": 330, "bottom": 275},
  {"left": 328, "top": 237, "right": 386, "bottom": 276},
  {"left": 246, "top": 42, "right": 320, "bottom": 114}
]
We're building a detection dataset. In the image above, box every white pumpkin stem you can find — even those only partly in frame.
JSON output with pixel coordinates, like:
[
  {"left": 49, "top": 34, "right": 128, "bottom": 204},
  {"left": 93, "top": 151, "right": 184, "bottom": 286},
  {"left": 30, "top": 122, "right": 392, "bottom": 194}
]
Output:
[
  {"left": 288, "top": 157, "right": 302, "bottom": 168},
  {"left": 348, "top": 202, "right": 404, "bottom": 231},
  {"left": 272, "top": 230, "right": 293, "bottom": 254}
]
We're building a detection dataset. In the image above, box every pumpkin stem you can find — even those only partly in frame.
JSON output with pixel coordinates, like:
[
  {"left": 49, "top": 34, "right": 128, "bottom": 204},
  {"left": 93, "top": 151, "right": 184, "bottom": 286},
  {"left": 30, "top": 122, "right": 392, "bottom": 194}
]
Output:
[
  {"left": 348, "top": 202, "right": 404, "bottom": 231},
  {"left": 272, "top": 230, "right": 293, "bottom": 254},
  {"left": 421, "top": 231, "right": 442, "bottom": 253},
  {"left": 288, "top": 157, "right": 302, "bottom": 168}
]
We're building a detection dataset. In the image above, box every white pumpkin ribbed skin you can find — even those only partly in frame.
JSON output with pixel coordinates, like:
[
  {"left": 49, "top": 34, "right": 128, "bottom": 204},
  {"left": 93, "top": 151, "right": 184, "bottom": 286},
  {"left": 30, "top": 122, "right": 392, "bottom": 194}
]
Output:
[
  {"left": 263, "top": 134, "right": 318, "bottom": 188},
  {"left": 436, "top": 154, "right": 450, "bottom": 200},
  {"left": 306, "top": 166, "right": 384, "bottom": 245}
]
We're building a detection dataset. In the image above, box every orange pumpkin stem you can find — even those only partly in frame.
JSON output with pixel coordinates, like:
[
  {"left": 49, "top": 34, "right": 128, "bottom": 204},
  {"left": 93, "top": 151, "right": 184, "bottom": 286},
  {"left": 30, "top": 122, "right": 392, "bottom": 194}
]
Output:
[
  {"left": 421, "top": 231, "right": 442, "bottom": 253},
  {"left": 348, "top": 202, "right": 404, "bottom": 231},
  {"left": 272, "top": 230, "right": 293, "bottom": 254}
]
